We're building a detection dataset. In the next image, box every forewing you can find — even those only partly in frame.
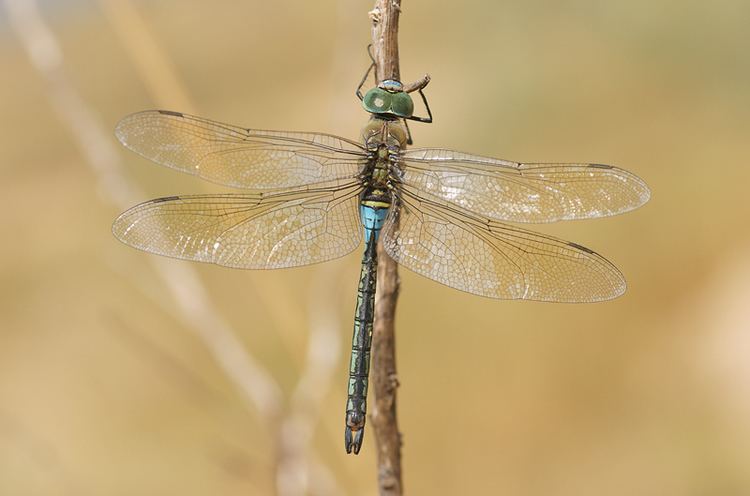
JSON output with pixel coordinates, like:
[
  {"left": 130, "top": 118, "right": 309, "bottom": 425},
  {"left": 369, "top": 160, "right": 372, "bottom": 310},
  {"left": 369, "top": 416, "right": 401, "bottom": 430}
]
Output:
[
  {"left": 112, "top": 182, "right": 363, "bottom": 269},
  {"left": 116, "top": 110, "right": 367, "bottom": 189},
  {"left": 382, "top": 190, "right": 626, "bottom": 302},
  {"left": 400, "top": 148, "right": 650, "bottom": 223}
]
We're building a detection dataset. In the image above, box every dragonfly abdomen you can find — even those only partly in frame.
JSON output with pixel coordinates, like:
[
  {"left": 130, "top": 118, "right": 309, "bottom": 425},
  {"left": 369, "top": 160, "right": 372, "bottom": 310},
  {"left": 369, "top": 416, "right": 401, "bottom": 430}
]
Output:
[{"left": 345, "top": 203, "right": 388, "bottom": 454}]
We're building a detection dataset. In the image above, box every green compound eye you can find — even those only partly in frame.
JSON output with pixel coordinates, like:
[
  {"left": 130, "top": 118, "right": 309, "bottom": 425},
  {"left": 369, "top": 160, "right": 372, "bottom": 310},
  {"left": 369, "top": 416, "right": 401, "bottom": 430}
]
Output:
[
  {"left": 389, "top": 92, "right": 414, "bottom": 118},
  {"left": 362, "top": 87, "right": 393, "bottom": 115}
]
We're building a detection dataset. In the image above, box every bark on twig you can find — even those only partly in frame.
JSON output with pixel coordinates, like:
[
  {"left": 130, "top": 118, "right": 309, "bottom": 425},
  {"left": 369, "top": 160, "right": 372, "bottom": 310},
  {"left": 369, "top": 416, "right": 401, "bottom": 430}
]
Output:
[{"left": 369, "top": 1, "right": 428, "bottom": 494}]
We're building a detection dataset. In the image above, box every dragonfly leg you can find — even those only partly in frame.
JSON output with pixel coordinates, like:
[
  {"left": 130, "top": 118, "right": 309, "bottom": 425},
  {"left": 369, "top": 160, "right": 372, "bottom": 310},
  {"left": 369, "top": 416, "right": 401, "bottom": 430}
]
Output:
[
  {"left": 356, "top": 45, "right": 377, "bottom": 101},
  {"left": 403, "top": 118, "right": 414, "bottom": 145},
  {"left": 406, "top": 87, "right": 434, "bottom": 123}
]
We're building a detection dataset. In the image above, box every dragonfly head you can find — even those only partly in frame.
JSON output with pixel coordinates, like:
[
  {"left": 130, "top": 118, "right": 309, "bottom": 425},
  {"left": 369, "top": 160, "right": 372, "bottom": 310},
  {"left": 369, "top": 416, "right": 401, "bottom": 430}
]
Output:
[{"left": 362, "top": 79, "right": 415, "bottom": 119}]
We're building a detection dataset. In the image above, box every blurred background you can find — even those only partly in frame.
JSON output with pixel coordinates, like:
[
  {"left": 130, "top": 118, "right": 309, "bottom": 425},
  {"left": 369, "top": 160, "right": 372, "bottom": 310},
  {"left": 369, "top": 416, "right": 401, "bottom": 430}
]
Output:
[{"left": 1, "top": 0, "right": 749, "bottom": 494}]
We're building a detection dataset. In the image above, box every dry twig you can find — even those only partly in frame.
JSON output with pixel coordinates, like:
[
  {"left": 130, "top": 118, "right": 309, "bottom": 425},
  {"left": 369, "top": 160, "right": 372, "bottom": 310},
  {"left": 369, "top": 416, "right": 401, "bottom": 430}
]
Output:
[{"left": 369, "top": 1, "right": 430, "bottom": 494}]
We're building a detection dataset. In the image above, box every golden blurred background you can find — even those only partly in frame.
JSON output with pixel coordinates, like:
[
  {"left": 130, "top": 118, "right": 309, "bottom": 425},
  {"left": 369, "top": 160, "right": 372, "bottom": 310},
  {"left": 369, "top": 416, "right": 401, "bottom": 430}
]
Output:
[{"left": 1, "top": 0, "right": 749, "bottom": 494}]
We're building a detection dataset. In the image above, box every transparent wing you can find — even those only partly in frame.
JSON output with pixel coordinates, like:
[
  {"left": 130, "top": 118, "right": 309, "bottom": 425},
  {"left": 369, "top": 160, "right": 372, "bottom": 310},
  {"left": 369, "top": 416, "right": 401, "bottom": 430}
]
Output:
[
  {"left": 112, "top": 181, "right": 363, "bottom": 269},
  {"left": 399, "top": 148, "right": 650, "bottom": 223},
  {"left": 382, "top": 189, "right": 626, "bottom": 302},
  {"left": 116, "top": 110, "right": 368, "bottom": 189}
]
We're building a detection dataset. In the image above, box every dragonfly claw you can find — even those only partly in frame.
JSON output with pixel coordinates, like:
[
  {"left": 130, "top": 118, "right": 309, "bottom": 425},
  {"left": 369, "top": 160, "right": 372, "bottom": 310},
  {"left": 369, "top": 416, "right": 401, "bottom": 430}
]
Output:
[{"left": 345, "top": 426, "right": 365, "bottom": 455}]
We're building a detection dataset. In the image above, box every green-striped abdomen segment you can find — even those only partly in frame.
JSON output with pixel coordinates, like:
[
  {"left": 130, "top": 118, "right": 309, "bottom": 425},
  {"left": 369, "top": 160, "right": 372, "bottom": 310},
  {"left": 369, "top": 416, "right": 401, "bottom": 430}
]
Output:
[{"left": 345, "top": 204, "right": 386, "bottom": 454}]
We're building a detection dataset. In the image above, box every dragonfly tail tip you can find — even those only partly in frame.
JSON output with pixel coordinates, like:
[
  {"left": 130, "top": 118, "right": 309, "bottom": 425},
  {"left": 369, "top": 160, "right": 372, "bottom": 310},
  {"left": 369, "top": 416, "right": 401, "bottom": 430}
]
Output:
[{"left": 345, "top": 426, "right": 364, "bottom": 455}]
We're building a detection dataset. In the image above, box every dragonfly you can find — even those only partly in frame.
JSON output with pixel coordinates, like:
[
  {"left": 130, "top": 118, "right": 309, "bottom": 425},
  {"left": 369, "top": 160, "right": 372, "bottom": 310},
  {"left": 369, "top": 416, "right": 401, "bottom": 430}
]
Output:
[{"left": 112, "top": 69, "right": 650, "bottom": 455}]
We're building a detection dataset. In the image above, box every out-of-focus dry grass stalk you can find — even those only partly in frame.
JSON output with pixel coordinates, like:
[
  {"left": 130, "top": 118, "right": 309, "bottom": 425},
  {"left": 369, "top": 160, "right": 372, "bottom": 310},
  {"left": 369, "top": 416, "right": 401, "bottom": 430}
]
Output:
[
  {"left": 96, "top": 0, "right": 196, "bottom": 114},
  {"left": 4, "top": 0, "right": 281, "bottom": 437},
  {"left": 5, "top": 0, "right": 342, "bottom": 494},
  {"left": 276, "top": 263, "right": 344, "bottom": 496}
]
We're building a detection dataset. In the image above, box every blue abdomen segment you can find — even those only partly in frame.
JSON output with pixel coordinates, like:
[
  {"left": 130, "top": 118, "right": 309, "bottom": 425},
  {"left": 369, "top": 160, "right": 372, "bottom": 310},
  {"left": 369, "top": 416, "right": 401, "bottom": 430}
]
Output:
[{"left": 360, "top": 204, "right": 388, "bottom": 241}]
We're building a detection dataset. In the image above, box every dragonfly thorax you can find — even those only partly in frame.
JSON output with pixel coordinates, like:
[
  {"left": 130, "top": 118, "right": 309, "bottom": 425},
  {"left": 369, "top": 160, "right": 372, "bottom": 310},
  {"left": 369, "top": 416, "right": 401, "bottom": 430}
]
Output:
[{"left": 361, "top": 116, "right": 408, "bottom": 151}]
